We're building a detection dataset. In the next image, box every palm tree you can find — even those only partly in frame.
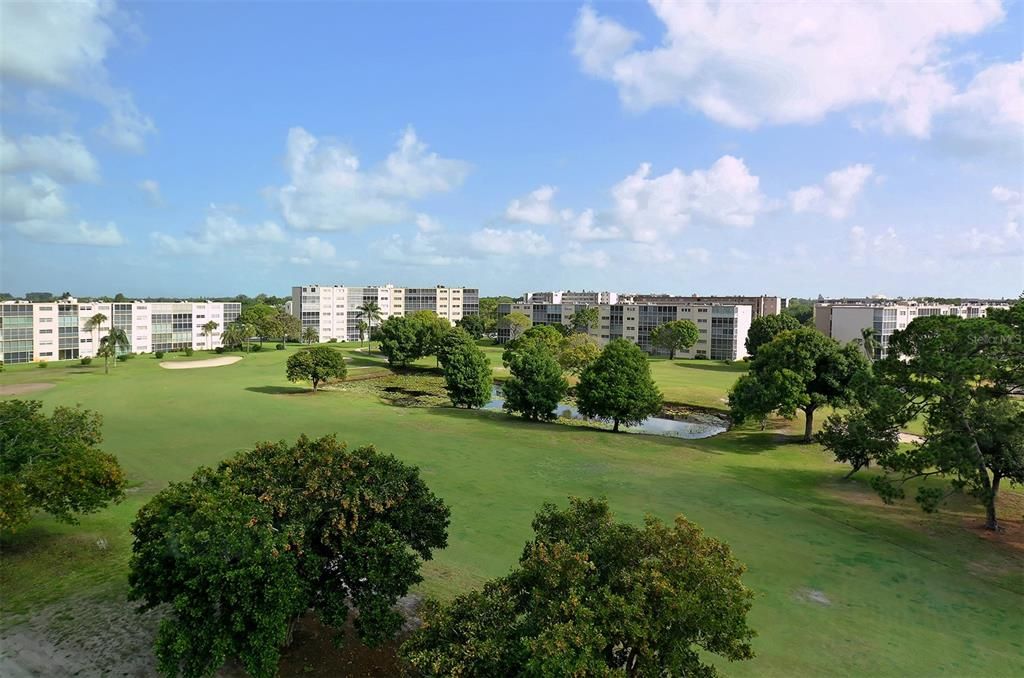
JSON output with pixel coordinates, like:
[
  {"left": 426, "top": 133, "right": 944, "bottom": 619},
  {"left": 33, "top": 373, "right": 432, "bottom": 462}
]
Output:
[
  {"left": 858, "top": 326, "right": 881, "bottom": 360},
  {"left": 99, "top": 327, "right": 130, "bottom": 374},
  {"left": 82, "top": 313, "right": 107, "bottom": 358},
  {"left": 201, "top": 321, "right": 219, "bottom": 350},
  {"left": 357, "top": 320, "right": 368, "bottom": 349},
  {"left": 221, "top": 322, "right": 250, "bottom": 353},
  {"left": 302, "top": 326, "right": 319, "bottom": 345},
  {"left": 356, "top": 300, "right": 383, "bottom": 353}
]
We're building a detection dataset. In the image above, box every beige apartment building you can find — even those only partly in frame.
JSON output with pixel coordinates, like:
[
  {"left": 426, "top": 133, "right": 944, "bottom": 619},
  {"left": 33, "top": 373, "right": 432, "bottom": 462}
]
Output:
[
  {"left": 814, "top": 299, "right": 1011, "bottom": 359},
  {"left": 290, "top": 284, "right": 480, "bottom": 342}
]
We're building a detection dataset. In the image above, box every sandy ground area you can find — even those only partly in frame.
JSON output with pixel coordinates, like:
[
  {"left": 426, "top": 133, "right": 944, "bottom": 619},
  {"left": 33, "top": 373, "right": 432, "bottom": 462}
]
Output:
[
  {"left": 159, "top": 356, "right": 242, "bottom": 370},
  {"left": 0, "top": 383, "right": 55, "bottom": 397},
  {"left": 898, "top": 432, "right": 925, "bottom": 444}
]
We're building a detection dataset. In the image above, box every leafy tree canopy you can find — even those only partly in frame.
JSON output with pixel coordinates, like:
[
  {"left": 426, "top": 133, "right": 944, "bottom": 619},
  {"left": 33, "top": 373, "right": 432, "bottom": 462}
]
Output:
[
  {"left": 744, "top": 313, "right": 802, "bottom": 359},
  {"left": 504, "top": 324, "right": 563, "bottom": 359},
  {"left": 402, "top": 498, "right": 755, "bottom": 676},
  {"left": 285, "top": 345, "right": 347, "bottom": 392},
  {"left": 502, "top": 343, "right": 568, "bottom": 421},
  {"left": 557, "top": 333, "right": 601, "bottom": 376},
  {"left": 782, "top": 298, "right": 814, "bottom": 326},
  {"left": 729, "top": 328, "right": 869, "bottom": 442},
  {"left": 455, "top": 314, "right": 485, "bottom": 339},
  {"left": 379, "top": 315, "right": 422, "bottom": 367},
  {"left": 567, "top": 306, "right": 599, "bottom": 333},
  {"left": 650, "top": 319, "right": 700, "bottom": 359},
  {"left": 502, "top": 311, "right": 532, "bottom": 341},
  {"left": 129, "top": 435, "right": 450, "bottom": 678},
  {"left": 576, "top": 339, "right": 663, "bottom": 432},
  {"left": 409, "top": 310, "right": 452, "bottom": 358},
  {"left": 438, "top": 329, "right": 493, "bottom": 408},
  {"left": 0, "top": 400, "right": 126, "bottom": 532}
]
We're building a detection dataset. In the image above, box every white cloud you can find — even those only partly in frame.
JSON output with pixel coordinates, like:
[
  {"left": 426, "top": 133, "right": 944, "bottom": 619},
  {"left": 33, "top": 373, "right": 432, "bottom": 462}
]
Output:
[
  {"left": 0, "top": 132, "right": 99, "bottom": 183},
  {"left": 415, "top": 213, "right": 443, "bottom": 233},
  {"left": 567, "top": 209, "right": 622, "bottom": 241},
  {"left": 611, "top": 155, "right": 766, "bottom": 241},
  {"left": 572, "top": 1, "right": 1013, "bottom": 139},
  {"left": 371, "top": 231, "right": 463, "bottom": 267},
  {"left": 270, "top": 126, "right": 469, "bottom": 232},
  {"left": 560, "top": 243, "right": 609, "bottom": 268},
  {"left": 138, "top": 179, "right": 163, "bottom": 206},
  {"left": 289, "top": 236, "right": 337, "bottom": 265},
  {"left": 1, "top": 175, "right": 70, "bottom": 223},
  {"left": 152, "top": 206, "right": 287, "bottom": 256},
  {"left": 13, "top": 220, "right": 124, "bottom": 247},
  {"left": 790, "top": 164, "right": 874, "bottom": 219},
  {"left": 849, "top": 226, "right": 905, "bottom": 264},
  {"left": 505, "top": 185, "right": 563, "bottom": 225},
  {"left": 469, "top": 228, "right": 552, "bottom": 256},
  {"left": 0, "top": 0, "right": 156, "bottom": 152}
]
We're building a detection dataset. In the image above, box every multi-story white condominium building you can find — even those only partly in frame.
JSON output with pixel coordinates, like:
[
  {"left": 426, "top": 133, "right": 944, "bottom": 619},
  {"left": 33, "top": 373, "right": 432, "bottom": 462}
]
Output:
[
  {"left": 523, "top": 290, "right": 619, "bottom": 305},
  {"left": 290, "top": 284, "right": 480, "bottom": 342},
  {"left": 814, "top": 300, "right": 1011, "bottom": 359},
  {"left": 620, "top": 294, "right": 784, "bottom": 320},
  {"left": 498, "top": 300, "right": 753, "bottom": 361},
  {"left": 0, "top": 298, "right": 241, "bottom": 364}
]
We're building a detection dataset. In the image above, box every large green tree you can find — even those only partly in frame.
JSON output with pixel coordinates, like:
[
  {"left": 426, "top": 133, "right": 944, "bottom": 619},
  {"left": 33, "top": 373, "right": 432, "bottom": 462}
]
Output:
[
  {"left": 479, "top": 296, "right": 514, "bottom": 333},
  {"left": 98, "top": 326, "right": 130, "bottom": 373},
  {"left": 285, "top": 345, "right": 347, "bottom": 392},
  {"left": 576, "top": 339, "right": 663, "bottom": 432},
  {"left": 221, "top": 321, "right": 250, "bottom": 352},
  {"left": 275, "top": 311, "right": 301, "bottom": 343},
  {"left": 301, "top": 326, "right": 319, "bottom": 345},
  {"left": 567, "top": 306, "right": 599, "bottom": 334},
  {"left": 504, "top": 324, "right": 563, "bottom": 357},
  {"left": 650, "top": 319, "right": 700, "bottom": 359},
  {"left": 200, "top": 321, "right": 219, "bottom": 350},
  {"left": 239, "top": 303, "right": 278, "bottom": 346},
  {"left": 356, "top": 300, "right": 384, "bottom": 352},
  {"left": 378, "top": 315, "right": 421, "bottom": 367},
  {"left": 82, "top": 312, "right": 107, "bottom": 354},
  {"left": 438, "top": 328, "right": 493, "bottom": 408},
  {"left": 456, "top": 314, "right": 485, "bottom": 339},
  {"left": 502, "top": 343, "right": 568, "bottom": 421},
  {"left": 818, "top": 309, "right": 1024, "bottom": 530},
  {"left": 502, "top": 311, "right": 532, "bottom": 341},
  {"left": 409, "top": 310, "right": 452, "bottom": 360},
  {"left": 729, "top": 328, "right": 869, "bottom": 442},
  {"left": 0, "top": 400, "right": 126, "bottom": 532},
  {"left": 744, "top": 313, "right": 802, "bottom": 359},
  {"left": 129, "top": 435, "right": 450, "bottom": 678},
  {"left": 557, "top": 332, "right": 601, "bottom": 376},
  {"left": 782, "top": 298, "right": 814, "bottom": 326},
  {"left": 401, "top": 497, "right": 755, "bottom": 676}
]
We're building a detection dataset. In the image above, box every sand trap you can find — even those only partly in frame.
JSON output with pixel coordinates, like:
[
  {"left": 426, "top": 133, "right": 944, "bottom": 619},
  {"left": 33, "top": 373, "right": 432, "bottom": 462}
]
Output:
[
  {"left": 159, "top": 356, "right": 242, "bottom": 370},
  {"left": 898, "top": 432, "right": 925, "bottom": 444},
  {"left": 0, "top": 382, "right": 55, "bottom": 396}
]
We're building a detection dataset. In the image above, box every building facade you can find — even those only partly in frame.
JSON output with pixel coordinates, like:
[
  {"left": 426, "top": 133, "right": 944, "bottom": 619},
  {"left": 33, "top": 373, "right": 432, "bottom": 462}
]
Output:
[
  {"left": 522, "top": 290, "right": 619, "bottom": 305},
  {"left": 620, "top": 294, "right": 784, "bottom": 319},
  {"left": 813, "top": 300, "right": 1011, "bottom": 359},
  {"left": 290, "top": 284, "right": 480, "bottom": 342},
  {"left": 0, "top": 298, "right": 241, "bottom": 364},
  {"left": 498, "top": 300, "right": 753, "bottom": 361}
]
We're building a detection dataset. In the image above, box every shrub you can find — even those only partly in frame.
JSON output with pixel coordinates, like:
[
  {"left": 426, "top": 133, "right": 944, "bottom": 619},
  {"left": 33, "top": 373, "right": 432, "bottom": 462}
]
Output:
[
  {"left": 125, "top": 352, "right": 136, "bottom": 360},
  {"left": 0, "top": 360, "right": 4, "bottom": 372},
  {"left": 215, "top": 346, "right": 225, "bottom": 354},
  {"left": 80, "top": 357, "right": 93, "bottom": 366},
  {"left": 154, "top": 351, "right": 164, "bottom": 359},
  {"left": 275, "top": 343, "right": 285, "bottom": 350},
  {"left": 328, "top": 338, "right": 338, "bottom": 343},
  {"left": 183, "top": 347, "right": 194, "bottom": 357},
  {"left": 117, "top": 354, "right": 128, "bottom": 362},
  {"left": 37, "top": 361, "right": 48, "bottom": 368},
  {"left": 251, "top": 344, "right": 263, "bottom": 352}
]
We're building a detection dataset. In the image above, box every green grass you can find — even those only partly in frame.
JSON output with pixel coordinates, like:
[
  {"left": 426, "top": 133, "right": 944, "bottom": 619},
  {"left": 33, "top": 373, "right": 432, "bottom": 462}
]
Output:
[{"left": 2, "top": 347, "right": 1022, "bottom": 676}]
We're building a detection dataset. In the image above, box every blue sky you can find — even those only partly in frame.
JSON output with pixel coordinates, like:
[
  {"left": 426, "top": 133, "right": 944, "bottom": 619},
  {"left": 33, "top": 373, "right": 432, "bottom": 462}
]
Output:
[{"left": 1, "top": 1, "right": 1021, "bottom": 298}]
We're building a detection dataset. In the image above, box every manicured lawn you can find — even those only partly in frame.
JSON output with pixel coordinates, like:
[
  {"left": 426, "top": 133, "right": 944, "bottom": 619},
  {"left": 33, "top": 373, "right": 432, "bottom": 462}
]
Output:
[{"left": 1, "top": 347, "right": 1021, "bottom": 676}]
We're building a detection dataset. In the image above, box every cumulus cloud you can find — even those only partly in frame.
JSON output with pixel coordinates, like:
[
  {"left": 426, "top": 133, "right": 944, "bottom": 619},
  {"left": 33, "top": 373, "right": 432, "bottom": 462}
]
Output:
[
  {"left": 0, "top": 132, "right": 99, "bottom": 183},
  {"left": 560, "top": 243, "right": 610, "bottom": 268},
  {"left": 138, "top": 179, "right": 163, "bottom": 206},
  {"left": 611, "top": 156, "right": 766, "bottom": 241},
  {"left": 849, "top": 226, "right": 905, "bottom": 264},
  {"left": 371, "top": 231, "right": 463, "bottom": 267},
  {"left": 152, "top": 206, "right": 287, "bottom": 256},
  {"left": 270, "top": 126, "right": 470, "bottom": 232},
  {"left": 505, "top": 185, "right": 564, "bottom": 225},
  {"left": 0, "top": 0, "right": 156, "bottom": 152},
  {"left": 469, "top": 228, "right": 552, "bottom": 256},
  {"left": 790, "top": 164, "right": 874, "bottom": 219},
  {"left": 0, "top": 174, "right": 123, "bottom": 246},
  {"left": 289, "top": 236, "right": 337, "bottom": 265},
  {"left": 572, "top": 1, "right": 1017, "bottom": 140}
]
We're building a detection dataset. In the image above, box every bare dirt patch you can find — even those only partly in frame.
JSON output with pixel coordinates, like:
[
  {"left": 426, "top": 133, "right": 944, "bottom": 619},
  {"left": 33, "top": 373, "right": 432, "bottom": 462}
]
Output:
[
  {"left": 159, "top": 356, "right": 242, "bottom": 370},
  {"left": 0, "top": 383, "right": 55, "bottom": 397},
  {"left": 795, "top": 588, "right": 832, "bottom": 606}
]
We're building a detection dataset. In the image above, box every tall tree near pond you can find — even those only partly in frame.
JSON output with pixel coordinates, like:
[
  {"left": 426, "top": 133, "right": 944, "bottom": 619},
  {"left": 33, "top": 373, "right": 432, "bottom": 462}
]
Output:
[
  {"left": 744, "top": 313, "right": 802, "bottom": 359},
  {"left": 730, "top": 328, "right": 870, "bottom": 442},
  {"left": 576, "top": 339, "right": 663, "bottom": 432},
  {"left": 356, "top": 300, "right": 383, "bottom": 353},
  {"left": 0, "top": 400, "right": 126, "bottom": 532},
  {"left": 650, "top": 319, "right": 700, "bottom": 359},
  {"left": 378, "top": 315, "right": 420, "bottom": 367},
  {"left": 557, "top": 332, "right": 601, "bottom": 376},
  {"left": 438, "top": 329, "right": 493, "bottom": 408},
  {"left": 129, "top": 435, "right": 450, "bottom": 678},
  {"left": 502, "top": 342, "right": 568, "bottom": 421},
  {"left": 401, "top": 497, "right": 755, "bottom": 676},
  {"left": 818, "top": 307, "right": 1024, "bottom": 530},
  {"left": 286, "top": 345, "right": 347, "bottom": 393}
]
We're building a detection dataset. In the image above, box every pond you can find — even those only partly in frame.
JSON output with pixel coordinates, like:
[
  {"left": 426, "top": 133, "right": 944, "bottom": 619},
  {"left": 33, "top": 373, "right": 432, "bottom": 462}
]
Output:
[{"left": 482, "top": 387, "right": 728, "bottom": 439}]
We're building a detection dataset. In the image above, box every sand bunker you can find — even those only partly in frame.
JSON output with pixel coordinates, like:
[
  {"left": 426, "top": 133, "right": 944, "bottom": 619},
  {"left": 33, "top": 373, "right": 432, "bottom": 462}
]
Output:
[
  {"left": 0, "top": 382, "right": 56, "bottom": 396},
  {"left": 159, "top": 356, "right": 242, "bottom": 370},
  {"left": 898, "top": 432, "right": 925, "bottom": 444}
]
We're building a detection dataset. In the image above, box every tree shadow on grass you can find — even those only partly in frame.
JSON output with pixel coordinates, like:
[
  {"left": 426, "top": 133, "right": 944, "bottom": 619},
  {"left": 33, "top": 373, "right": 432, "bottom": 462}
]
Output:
[
  {"left": 245, "top": 385, "right": 310, "bottom": 395},
  {"left": 667, "top": 361, "right": 748, "bottom": 374}
]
